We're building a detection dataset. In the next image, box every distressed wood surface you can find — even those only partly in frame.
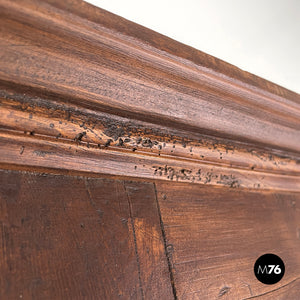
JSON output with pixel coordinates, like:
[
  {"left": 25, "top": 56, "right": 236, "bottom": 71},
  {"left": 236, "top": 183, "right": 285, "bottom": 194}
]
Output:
[
  {"left": 0, "top": 0, "right": 300, "bottom": 153},
  {"left": 0, "top": 0, "right": 299, "bottom": 299},
  {"left": 156, "top": 181, "right": 300, "bottom": 299},
  {"left": 242, "top": 278, "right": 300, "bottom": 299},
  {"left": 1, "top": 169, "right": 299, "bottom": 299},
  {"left": 0, "top": 92, "right": 299, "bottom": 192},
  {"left": 0, "top": 169, "right": 173, "bottom": 299},
  {"left": 0, "top": 0, "right": 299, "bottom": 192}
]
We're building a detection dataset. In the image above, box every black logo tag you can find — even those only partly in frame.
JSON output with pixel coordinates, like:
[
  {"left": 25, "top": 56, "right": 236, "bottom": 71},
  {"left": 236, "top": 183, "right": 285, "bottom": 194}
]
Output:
[{"left": 254, "top": 253, "right": 285, "bottom": 284}]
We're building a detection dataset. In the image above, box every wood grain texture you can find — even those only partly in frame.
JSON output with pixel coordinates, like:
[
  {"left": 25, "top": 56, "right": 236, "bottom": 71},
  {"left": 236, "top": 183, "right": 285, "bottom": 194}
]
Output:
[
  {"left": 156, "top": 182, "right": 300, "bottom": 299},
  {"left": 123, "top": 181, "right": 174, "bottom": 299},
  {"left": 242, "top": 278, "right": 300, "bottom": 299},
  {"left": 0, "top": 169, "right": 173, "bottom": 299},
  {"left": 0, "top": 0, "right": 299, "bottom": 153},
  {"left": 0, "top": 0, "right": 299, "bottom": 191},
  {"left": 0, "top": 0, "right": 299, "bottom": 299},
  {"left": 0, "top": 90, "right": 299, "bottom": 192},
  {"left": 45, "top": 0, "right": 296, "bottom": 102}
]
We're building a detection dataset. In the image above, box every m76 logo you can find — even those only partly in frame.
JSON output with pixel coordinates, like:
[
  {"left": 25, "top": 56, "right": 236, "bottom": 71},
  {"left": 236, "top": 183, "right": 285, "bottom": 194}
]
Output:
[
  {"left": 254, "top": 254, "right": 285, "bottom": 284},
  {"left": 257, "top": 265, "right": 282, "bottom": 274}
]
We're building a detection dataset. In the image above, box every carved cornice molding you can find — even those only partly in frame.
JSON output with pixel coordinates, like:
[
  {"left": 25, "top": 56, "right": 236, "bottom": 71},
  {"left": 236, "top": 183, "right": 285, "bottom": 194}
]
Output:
[{"left": 0, "top": 0, "right": 299, "bottom": 191}]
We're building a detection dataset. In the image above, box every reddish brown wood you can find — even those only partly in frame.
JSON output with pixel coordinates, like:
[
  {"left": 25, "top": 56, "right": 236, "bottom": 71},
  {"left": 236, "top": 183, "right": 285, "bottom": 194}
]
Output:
[
  {"left": 0, "top": 0, "right": 299, "bottom": 299},
  {"left": 123, "top": 181, "right": 174, "bottom": 299},
  {"left": 0, "top": 170, "right": 173, "bottom": 299},
  {"left": 1, "top": 129, "right": 299, "bottom": 193},
  {"left": 0, "top": 0, "right": 299, "bottom": 153},
  {"left": 156, "top": 181, "right": 300, "bottom": 299},
  {"left": 1, "top": 0, "right": 299, "bottom": 193},
  {"left": 243, "top": 279, "right": 300, "bottom": 299}
]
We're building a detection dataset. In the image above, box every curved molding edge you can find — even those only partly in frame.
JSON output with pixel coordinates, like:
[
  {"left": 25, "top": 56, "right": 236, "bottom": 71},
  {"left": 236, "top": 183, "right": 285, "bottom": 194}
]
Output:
[{"left": 0, "top": 0, "right": 299, "bottom": 191}]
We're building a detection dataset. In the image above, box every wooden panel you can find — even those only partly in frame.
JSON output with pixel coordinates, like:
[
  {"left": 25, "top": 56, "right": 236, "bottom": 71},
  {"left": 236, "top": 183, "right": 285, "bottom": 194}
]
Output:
[
  {"left": 123, "top": 181, "right": 174, "bottom": 299},
  {"left": 156, "top": 181, "right": 300, "bottom": 299},
  {"left": 0, "top": 169, "right": 173, "bottom": 299}
]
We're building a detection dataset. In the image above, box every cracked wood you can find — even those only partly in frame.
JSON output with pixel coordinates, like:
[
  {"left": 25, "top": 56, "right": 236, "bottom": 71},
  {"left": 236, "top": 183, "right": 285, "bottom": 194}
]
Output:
[
  {"left": 0, "top": 170, "right": 173, "bottom": 299},
  {"left": 156, "top": 181, "right": 300, "bottom": 299}
]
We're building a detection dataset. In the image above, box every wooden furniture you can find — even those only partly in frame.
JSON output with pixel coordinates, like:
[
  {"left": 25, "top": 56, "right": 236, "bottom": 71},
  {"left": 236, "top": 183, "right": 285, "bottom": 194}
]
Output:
[{"left": 0, "top": 0, "right": 299, "bottom": 299}]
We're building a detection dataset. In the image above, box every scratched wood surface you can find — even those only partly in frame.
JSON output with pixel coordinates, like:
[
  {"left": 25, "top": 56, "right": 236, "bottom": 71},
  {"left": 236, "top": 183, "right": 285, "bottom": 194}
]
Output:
[
  {"left": 156, "top": 181, "right": 300, "bottom": 299},
  {"left": 1, "top": 0, "right": 300, "bottom": 192},
  {"left": 0, "top": 0, "right": 300, "bottom": 299},
  {"left": 1, "top": 0, "right": 300, "bottom": 153},
  {"left": 0, "top": 169, "right": 173, "bottom": 299},
  {"left": 1, "top": 170, "right": 299, "bottom": 299},
  {"left": 0, "top": 94, "right": 299, "bottom": 193}
]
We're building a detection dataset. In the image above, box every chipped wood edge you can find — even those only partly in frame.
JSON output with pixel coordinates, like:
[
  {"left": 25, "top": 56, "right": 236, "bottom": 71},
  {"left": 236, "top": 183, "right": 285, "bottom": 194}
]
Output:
[{"left": 0, "top": 94, "right": 299, "bottom": 191}]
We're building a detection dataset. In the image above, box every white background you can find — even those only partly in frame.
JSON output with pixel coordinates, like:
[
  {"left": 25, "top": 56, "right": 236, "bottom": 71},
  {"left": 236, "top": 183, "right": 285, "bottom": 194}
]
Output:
[{"left": 85, "top": 0, "right": 299, "bottom": 93}]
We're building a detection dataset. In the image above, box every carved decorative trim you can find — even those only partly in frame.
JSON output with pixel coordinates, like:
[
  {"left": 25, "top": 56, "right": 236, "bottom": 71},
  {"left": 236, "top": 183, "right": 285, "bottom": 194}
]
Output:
[{"left": 0, "top": 0, "right": 299, "bottom": 191}]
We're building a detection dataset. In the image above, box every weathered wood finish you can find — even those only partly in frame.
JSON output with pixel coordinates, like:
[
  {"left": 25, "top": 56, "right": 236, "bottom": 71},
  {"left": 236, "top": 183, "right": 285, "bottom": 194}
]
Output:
[
  {"left": 0, "top": 0, "right": 299, "bottom": 299},
  {"left": 0, "top": 0, "right": 300, "bottom": 191},
  {"left": 0, "top": 170, "right": 173, "bottom": 299},
  {"left": 0, "top": 170, "right": 299, "bottom": 299},
  {"left": 156, "top": 182, "right": 300, "bottom": 299},
  {"left": 0, "top": 95, "right": 300, "bottom": 192}
]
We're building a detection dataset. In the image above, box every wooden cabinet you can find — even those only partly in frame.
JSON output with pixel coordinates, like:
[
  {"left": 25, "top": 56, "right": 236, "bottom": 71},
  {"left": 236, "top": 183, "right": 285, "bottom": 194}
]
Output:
[{"left": 0, "top": 1, "right": 299, "bottom": 298}]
